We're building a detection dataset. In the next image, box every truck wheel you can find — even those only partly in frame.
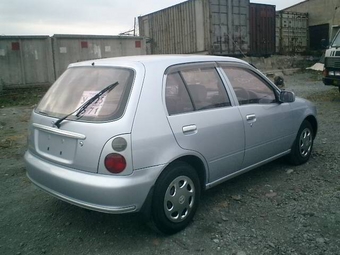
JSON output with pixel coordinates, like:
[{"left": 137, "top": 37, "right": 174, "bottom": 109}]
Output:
[
  {"left": 152, "top": 162, "right": 200, "bottom": 234},
  {"left": 288, "top": 120, "right": 314, "bottom": 165}
]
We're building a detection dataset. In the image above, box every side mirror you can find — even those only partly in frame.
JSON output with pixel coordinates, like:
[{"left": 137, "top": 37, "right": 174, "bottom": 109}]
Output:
[
  {"left": 321, "top": 39, "right": 328, "bottom": 49},
  {"left": 279, "top": 90, "right": 295, "bottom": 103}
]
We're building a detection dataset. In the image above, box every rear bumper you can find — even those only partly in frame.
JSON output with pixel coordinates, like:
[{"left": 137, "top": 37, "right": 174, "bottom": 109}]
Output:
[{"left": 24, "top": 150, "right": 163, "bottom": 214}]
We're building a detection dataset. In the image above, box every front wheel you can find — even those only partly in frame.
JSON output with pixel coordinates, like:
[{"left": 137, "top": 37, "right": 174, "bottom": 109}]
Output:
[
  {"left": 152, "top": 162, "right": 201, "bottom": 234},
  {"left": 288, "top": 120, "right": 314, "bottom": 165}
]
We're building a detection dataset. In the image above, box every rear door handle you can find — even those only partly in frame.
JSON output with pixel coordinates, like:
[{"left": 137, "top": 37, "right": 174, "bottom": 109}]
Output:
[
  {"left": 246, "top": 114, "right": 256, "bottom": 121},
  {"left": 182, "top": 125, "right": 197, "bottom": 134}
]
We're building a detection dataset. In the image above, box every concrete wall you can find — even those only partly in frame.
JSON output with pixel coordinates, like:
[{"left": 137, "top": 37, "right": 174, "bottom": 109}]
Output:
[
  {"left": 0, "top": 35, "right": 146, "bottom": 89},
  {"left": 284, "top": 0, "right": 340, "bottom": 39},
  {"left": 0, "top": 36, "right": 54, "bottom": 88},
  {"left": 52, "top": 35, "right": 146, "bottom": 79}
]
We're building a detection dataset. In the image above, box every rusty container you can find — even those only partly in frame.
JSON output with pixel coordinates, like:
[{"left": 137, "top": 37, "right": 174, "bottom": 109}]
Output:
[
  {"left": 139, "top": 0, "right": 250, "bottom": 56},
  {"left": 249, "top": 3, "right": 276, "bottom": 56}
]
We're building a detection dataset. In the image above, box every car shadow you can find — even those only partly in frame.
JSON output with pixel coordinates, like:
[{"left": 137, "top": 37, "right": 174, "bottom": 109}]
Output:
[{"left": 39, "top": 157, "right": 292, "bottom": 239}]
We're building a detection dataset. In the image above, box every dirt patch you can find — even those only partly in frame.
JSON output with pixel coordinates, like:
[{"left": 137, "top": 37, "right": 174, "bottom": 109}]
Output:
[
  {"left": 307, "top": 89, "right": 340, "bottom": 102},
  {"left": 0, "top": 71, "right": 339, "bottom": 255},
  {"left": 0, "top": 87, "right": 48, "bottom": 108}
]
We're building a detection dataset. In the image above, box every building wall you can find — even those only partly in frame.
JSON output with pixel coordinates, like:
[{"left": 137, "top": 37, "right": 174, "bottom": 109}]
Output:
[{"left": 284, "top": 0, "right": 340, "bottom": 39}]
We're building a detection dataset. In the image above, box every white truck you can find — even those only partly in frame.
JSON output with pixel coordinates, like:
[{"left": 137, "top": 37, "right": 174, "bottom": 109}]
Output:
[{"left": 323, "top": 27, "right": 340, "bottom": 92}]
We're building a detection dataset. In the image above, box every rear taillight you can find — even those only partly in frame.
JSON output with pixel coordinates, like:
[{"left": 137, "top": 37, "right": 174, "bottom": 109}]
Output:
[
  {"left": 104, "top": 153, "right": 126, "bottom": 174},
  {"left": 323, "top": 68, "right": 328, "bottom": 77}
]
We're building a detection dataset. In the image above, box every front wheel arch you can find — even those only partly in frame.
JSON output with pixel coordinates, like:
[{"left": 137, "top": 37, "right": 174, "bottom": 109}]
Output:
[
  {"left": 288, "top": 119, "right": 314, "bottom": 165},
  {"left": 305, "top": 115, "right": 317, "bottom": 139}
]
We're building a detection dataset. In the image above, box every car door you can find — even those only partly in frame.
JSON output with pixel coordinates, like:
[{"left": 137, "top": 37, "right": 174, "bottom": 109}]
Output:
[
  {"left": 220, "top": 64, "right": 295, "bottom": 168},
  {"left": 165, "top": 63, "right": 245, "bottom": 183}
]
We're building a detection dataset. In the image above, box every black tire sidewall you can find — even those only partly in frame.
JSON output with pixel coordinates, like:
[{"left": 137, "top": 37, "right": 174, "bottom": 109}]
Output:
[
  {"left": 152, "top": 161, "right": 201, "bottom": 234},
  {"left": 290, "top": 120, "right": 314, "bottom": 165}
]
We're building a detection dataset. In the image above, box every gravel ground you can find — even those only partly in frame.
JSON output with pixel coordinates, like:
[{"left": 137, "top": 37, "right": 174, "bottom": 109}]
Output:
[{"left": 0, "top": 70, "right": 339, "bottom": 255}]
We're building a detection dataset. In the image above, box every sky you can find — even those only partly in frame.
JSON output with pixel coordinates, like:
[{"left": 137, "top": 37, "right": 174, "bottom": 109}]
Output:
[{"left": 0, "top": 0, "right": 303, "bottom": 36}]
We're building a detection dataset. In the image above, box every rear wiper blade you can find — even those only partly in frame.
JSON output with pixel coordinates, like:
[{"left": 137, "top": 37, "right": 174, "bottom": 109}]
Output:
[{"left": 54, "top": 81, "right": 119, "bottom": 128}]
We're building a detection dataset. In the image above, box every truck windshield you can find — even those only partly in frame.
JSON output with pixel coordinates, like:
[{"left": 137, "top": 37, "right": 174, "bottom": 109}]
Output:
[
  {"left": 36, "top": 66, "right": 134, "bottom": 122},
  {"left": 332, "top": 32, "right": 340, "bottom": 47}
]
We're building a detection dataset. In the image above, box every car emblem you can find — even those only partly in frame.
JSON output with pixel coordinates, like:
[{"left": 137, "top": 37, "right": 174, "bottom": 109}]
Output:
[{"left": 179, "top": 195, "right": 185, "bottom": 205}]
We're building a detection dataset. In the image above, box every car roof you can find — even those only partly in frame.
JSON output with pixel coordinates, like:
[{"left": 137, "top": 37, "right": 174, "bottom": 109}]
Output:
[{"left": 68, "top": 54, "right": 249, "bottom": 69}]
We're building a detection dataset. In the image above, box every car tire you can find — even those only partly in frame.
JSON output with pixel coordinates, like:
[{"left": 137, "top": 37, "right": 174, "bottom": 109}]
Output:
[
  {"left": 288, "top": 120, "right": 314, "bottom": 165},
  {"left": 152, "top": 161, "right": 201, "bottom": 234}
]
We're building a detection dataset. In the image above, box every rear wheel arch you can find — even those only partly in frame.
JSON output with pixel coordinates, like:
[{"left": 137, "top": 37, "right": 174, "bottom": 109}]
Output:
[
  {"left": 174, "top": 155, "right": 207, "bottom": 192},
  {"left": 152, "top": 160, "right": 202, "bottom": 234},
  {"left": 149, "top": 155, "right": 207, "bottom": 234},
  {"left": 140, "top": 155, "right": 207, "bottom": 220},
  {"left": 155, "top": 155, "right": 207, "bottom": 193}
]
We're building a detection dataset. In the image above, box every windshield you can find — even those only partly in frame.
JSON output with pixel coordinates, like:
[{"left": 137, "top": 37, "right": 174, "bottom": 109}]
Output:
[
  {"left": 36, "top": 66, "right": 135, "bottom": 122},
  {"left": 332, "top": 31, "right": 340, "bottom": 47}
]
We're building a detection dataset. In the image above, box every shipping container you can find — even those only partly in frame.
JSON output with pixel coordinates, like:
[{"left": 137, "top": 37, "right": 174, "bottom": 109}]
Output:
[
  {"left": 139, "top": 0, "right": 250, "bottom": 55},
  {"left": 276, "top": 11, "right": 309, "bottom": 54},
  {"left": 249, "top": 3, "right": 276, "bottom": 56},
  {"left": 0, "top": 36, "right": 54, "bottom": 88},
  {"left": 52, "top": 34, "right": 146, "bottom": 78}
]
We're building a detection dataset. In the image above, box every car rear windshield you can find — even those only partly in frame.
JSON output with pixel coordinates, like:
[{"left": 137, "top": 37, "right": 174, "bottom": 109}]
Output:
[{"left": 36, "top": 66, "right": 135, "bottom": 122}]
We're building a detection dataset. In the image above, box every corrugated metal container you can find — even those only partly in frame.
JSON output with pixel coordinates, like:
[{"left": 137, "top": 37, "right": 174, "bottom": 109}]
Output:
[
  {"left": 139, "top": 0, "right": 250, "bottom": 55},
  {"left": 276, "top": 11, "right": 309, "bottom": 54},
  {"left": 52, "top": 35, "right": 146, "bottom": 78},
  {"left": 249, "top": 3, "right": 276, "bottom": 56},
  {"left": 0, "top": 36, "right": 54, "bottom": 88}
]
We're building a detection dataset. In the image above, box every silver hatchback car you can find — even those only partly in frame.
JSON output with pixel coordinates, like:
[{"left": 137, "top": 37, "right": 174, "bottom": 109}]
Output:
[{"left": 25, "top": 55, "right": 317, "bottom": 234}]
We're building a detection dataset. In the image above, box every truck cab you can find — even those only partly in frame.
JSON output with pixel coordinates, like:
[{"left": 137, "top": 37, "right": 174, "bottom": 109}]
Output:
[{"left": 323, "top": 26, "right": 340, "bottom": 92}]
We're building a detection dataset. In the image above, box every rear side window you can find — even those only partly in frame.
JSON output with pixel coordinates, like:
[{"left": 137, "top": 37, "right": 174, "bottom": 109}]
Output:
[
  {"left": 165, "top": 67, "right": 231, "bottom": 115},
  {"left": 165, "top": 72, "right": 194, "bottom": 115},
  {"left": 36, "top": 67, "right": 134, "bottom": 122}
]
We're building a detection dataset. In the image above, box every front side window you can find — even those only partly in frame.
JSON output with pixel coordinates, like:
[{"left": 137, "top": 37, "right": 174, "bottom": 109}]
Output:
[
  {"left": 165, "top": 66, "right": 231, "bottom": 115},
  {"left": 36, "top": 67, "right": 134, "bottom": 121},
  {"left": 222, "top": 67, "right": 276, "bottom": 105}
]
